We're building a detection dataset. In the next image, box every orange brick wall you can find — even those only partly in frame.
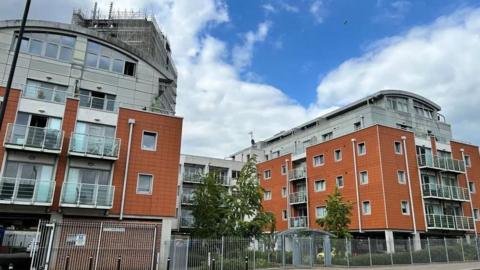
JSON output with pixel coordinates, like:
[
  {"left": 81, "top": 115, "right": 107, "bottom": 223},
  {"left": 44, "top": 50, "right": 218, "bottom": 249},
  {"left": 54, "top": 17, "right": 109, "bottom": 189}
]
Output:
[{"left": 0, "top": 87, "right": 21, "bottom": 165}]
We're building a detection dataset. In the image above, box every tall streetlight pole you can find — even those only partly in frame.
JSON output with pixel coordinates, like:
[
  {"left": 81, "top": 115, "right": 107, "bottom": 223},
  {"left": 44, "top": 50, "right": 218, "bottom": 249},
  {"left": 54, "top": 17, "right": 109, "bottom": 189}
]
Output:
[{"left": 0, "top": 0, "right": 31, "bottom": 131}]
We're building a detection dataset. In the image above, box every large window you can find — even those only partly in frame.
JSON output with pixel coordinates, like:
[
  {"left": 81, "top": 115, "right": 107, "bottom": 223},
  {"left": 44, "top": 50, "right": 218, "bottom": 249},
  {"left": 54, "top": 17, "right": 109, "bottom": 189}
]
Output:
[
  {"left": 78, "top": 89, "right": 116, "bottom": 112},
  {"left": 1, "top": 161, "right": 54, "bottom": 201},
  {"left": 142, "top": 131, "right": 157, "bottom": 151},
  {"left": 413, "top": 101, "right": 435, "bottom": 119},
  {"left": 86, "top": 41, "right": 137, "bottom": 76},
  {"left": 14, "top": 32, "right": 76, "bottom": 62},
  {"left": 137, "top": 174, "right": 153, "bottom": 194},
  {"left": 387, "top": 97, "right": 409, "bottom": 113},
  {"left": 25, "top": 80, "right": 68, "bottom": 103}
]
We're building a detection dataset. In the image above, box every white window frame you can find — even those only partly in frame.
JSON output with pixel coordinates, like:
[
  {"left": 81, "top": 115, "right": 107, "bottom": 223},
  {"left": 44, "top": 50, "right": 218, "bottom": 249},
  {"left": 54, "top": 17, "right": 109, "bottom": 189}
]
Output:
[
  {"left": 334, "top": 149, "right": 342, "bottom": 162},
  {"left": 315, "top": 179, "right": 326, "bottom": 192},
  {"left": 401, "top": 200, "right": 410, "bottom": 215},
  {"left": 282, "top": 210, "right": 288, "bottom": 220},
  {"left": 357, "top": 142, "right": 366, "bottom": 156},
  {"left": 474, "top": 208, "right": 479, "bottom": 221},
  {"left": 136, "top": 173, "right": 153, "bottom": 195},
  {"left": 362, "top": 200, "right": 371, "bottom": 215},
  {"left": 313, "top": 154, "right": 325, "bottom": 167},
  {"left": 316, "top": 206, "right": 327, "bottom": 218},
  {"left": 141, "top": 130, "right": 158, "bottom": 151},
  {"left": 397, "top": 170, "right": 406, "bottom": 184},
  {"left": 264, "top": 191, "right": 272, "bottom": 200},
  {"left": 336, "top": 176, "right": 344, "bottom": 188},
  {"left": 281, "top": 165, "right": 287, "bottom": 175},
  {"left": 394, "top": 141, "right": 403, "bottom": 155},
  {"left": 469, "top": 181, "right": 476, "bottom": 193},
  {"left": 281, "top": 187, "right": 287, "bottom": 198},
  {"left": 465, "top": 155, "right": 471, "bottom": 167},
  {"left": 264, "top": 170, "right": 271, "bottom": 180},
  {"left": 360, "top": 171, "right": 368, "bottom": 185}
]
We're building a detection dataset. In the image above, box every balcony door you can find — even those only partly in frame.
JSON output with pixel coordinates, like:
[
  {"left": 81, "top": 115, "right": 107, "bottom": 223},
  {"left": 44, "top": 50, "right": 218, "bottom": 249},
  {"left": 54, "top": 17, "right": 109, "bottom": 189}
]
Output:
[
  {"left": 65, "top": 167, "right": 111, "bottom": 205},
  {"left": 13, "top": 112, "right": 62, "bottom": 148},
  {"left": 73, "top": 122, "right": 116, "bottom": 155}
]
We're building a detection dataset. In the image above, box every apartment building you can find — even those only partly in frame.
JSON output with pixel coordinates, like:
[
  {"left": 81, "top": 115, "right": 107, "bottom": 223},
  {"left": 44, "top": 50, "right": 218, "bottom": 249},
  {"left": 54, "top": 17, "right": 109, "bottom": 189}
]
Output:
[
  {"left": 0, "top": 10, "right": 182, "bottom": 265},
  {"left": 173, "top": 154, "right": 244, "bottom": 235},
  {"left": 232, "top": 90, "right": 480, "bottom": 246}
]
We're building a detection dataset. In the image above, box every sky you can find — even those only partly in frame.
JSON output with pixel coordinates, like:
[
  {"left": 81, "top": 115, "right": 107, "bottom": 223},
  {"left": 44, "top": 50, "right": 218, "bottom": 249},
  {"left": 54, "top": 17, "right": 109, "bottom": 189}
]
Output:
[{"left": 1, "top": 0, "right": 480, "bottom": 157}]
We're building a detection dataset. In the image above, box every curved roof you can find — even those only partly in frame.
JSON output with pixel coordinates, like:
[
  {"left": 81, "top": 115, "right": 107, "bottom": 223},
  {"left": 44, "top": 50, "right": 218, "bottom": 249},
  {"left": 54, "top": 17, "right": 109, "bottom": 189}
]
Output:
[{"left": 0, "top": 19, "right": 176, "bottom": 81}]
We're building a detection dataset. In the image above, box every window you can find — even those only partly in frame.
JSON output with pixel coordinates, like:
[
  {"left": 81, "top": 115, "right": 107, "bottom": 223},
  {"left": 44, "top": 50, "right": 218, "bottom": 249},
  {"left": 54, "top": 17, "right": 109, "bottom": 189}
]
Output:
[
  {"left": 360, "top": 171, "right": 368, "bottom": 185},
  {"left": 85, "top": 40, "right": 137, "bottom": 76},
  {"left": 282, "top": 210, "right": 288, "bottom": 220},
  {"left": 336, "top": 176, "right": 344, "bottom": 188},
  {"left": 397, "top": 171, "right": 406, "bottom": 184},
  {"left": 322, "top": 132, "right": 333, "bottom": 142},
  {"left": 474, "top": 209, "right": 479, "bottom": 221},
  {"left": 142, "top": 131, "right": 157, "bottom": 151},
  {"left": 231, "top": 170, "right": 240, "bottom": 179},
  {"left": 316, "top": 206, "right": 327, "bottom": 218},
  {"left": 264, "top": 170, "right": 271, "bottom": 180},
  {"left": 387, "top": 97, "right": 409, "bottom": 113},
  {"left": 313, "top": 154, "right": 324, "bottom": 167},
  {"left": 281, "top": 187, "right": 287, "bottom": 198},
  {"left": 137, "top": 174, "right": 153, "bottom": 194},
  {"left": 394, "top": 141, "right": 403, "bottom": 154},
  {"left": 401, "top": 201, "right": 410, "bottom": 215},
  {"left": 354, "top": 121, "right": 362, "bottom": 131},
  {"left": 362, "top": 201, "right": 371, "bottom": 215},
  {"left": 357, "top": 142, "right": 366, "bottom": 155},
  {"left": 264, "top": 191, "right": 272, "bottom": 200},
  {"left": 15, "top": 32, "right": 76, "bottom": 62},
  {"left": 281, "top": 165, "right": 287, "bottom": 175},
  {"left": 465, "top": 155, "right": 471, "bottom": 167},
  {"left": 25, "top": 79, "right": 67, "bottom": 103},
  {"left": 78, "top": 89, "right": 116, "bottom": 112},
  {"left": 414, "top": 101, "right": 435, "bottom": 119},
  {"left": 315, "top": 180, "right": 326, "bottom": 192},
  {"left": 334, "top": 149, "right": 342, "bottom": 162},
  {"left": 469, "top": 182, "right": 476, "bottom": 193}
]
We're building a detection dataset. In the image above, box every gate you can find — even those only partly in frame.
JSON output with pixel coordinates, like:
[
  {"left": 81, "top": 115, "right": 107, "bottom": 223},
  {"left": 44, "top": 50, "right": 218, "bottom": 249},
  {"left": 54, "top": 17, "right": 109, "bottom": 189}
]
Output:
[{"left": 31, "top": 220, "right": 160, "bottom": 270}]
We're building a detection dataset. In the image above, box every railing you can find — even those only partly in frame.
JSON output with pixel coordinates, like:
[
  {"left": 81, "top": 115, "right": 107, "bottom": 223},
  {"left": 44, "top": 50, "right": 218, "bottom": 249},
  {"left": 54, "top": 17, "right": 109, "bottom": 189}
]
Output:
[
  {"left": 0, "top": 177, "right": 55, "bottom": 205},
  {"left": 60, "top": 182, "right": 115, "bottom": 209},
  {"left": 417, "top": 154, "right": 465, "bottom": 173},
  {"left": 216, "top": 175, "right": 230, "bottom": 185},
  {"left": 288, "top": 168, "right": 307, "bottom": 180},
  {"left": 289, "top": 191, "right": 307, "bottom": 204},
  {"left": 426, "top": 214, "right": 475, "bottom": 230},
  {"left": 4, "top": 124, "right": 63, "bottom": 151},
  {"left": 289, "top": 216, "right": 308, "bottom": 228},
  {"left": 77, "top": 94, "right": 118, "bottom": 112},
  {"left": 180, "top": 216, "right": 194, "bottom": 228},
  {"left": 69, "top": 133, "right": 120, "bottom": 159},
  {"left": 422, "top": 183, "right": 470, "bottom": 201},
  {"left": 181, "top": 193, "right": 195, "bottom": 204},
  {"left": 183, "top": 173, "right": 203, "bottom": 183},
  {"left": 23, "top": 85, "right": 68, "bottom": 103}
]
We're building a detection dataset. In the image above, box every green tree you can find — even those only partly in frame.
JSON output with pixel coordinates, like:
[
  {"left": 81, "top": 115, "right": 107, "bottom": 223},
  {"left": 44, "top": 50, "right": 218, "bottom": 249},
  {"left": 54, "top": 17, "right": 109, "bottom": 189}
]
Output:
[{"left": 316, "top": 187, "right": 353, "bottom": 238}]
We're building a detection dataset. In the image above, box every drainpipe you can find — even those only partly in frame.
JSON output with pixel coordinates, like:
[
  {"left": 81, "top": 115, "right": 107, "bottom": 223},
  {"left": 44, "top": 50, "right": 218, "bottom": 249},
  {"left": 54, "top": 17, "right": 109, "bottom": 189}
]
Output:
[
  {"left": 285, "top": 158, "right": 291, "bottom": 229},
  {"left": 461, "top": 148, "right": 477, "bottom": 234},
  {"left": 402, "top": 136, "right": 417, "bottom": 234},
  {"left": 351, "top": 138, "right": 362, "bottom": 233},
  {"left": 120, "top": 118, "right": 135, "bottom": 220}
]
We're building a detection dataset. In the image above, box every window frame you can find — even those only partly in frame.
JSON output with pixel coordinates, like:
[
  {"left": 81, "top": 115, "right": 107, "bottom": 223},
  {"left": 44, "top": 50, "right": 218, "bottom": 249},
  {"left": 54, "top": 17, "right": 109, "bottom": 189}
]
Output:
[
  {"left": 357, "top": 142, "right": 366, "bottom": 156},
  {"left": 465, "top": 155, "right": 471, "bottom": 167},
  {"left": 281, "top": 187, "right": 287, "bottom": 198},
  {"left": 264, "top": 170, "right": 271, "bottom": 180},
  {"left": 316, "top": 206, "right": 327, "bottom": 218},
  {"left": 282, "top": 210, "right": 288, "bottom": 220},
  {"left": 315, "top": 179, "right": 326, "bottom": 192},
  {"left": 141, "top": 130, "right": 158, "bottom": 151},
  {"left": 334, "top": 149, "right": 342, "bottom": 162},
  {"left": 474, "top": 208, "right": 479, "bottom": 221},
  {"left": 394, "top": 141, "right": 403, "bottom": 155},
  {"left": 313, "top": 154, "right": 325, "bottom": 167},
  {"left": 362, "top": 200, "right": 371, "bottom": 215},
  {"left": 359, "top": 171, "right": 368, "bottom": 185},
  {"left": 400, "top": 200, "right": 410, "bottom": 215},
  {"left": 136, "top": 173, "right": 154, "bottom": 195},
  {"left": 336, "top": 176, "right": 344, "bottom": 188},
  {"left": 281, "top": 165, "right": 287, "bottom": 175},
  {"left": 397, "top": 170, "right": 406, "bottom": 184},
  {"left": 469, "top": 181, "right": 476, "bottom": 193},
  {"left": 263, "top": 190, "right": 272, "bottom": 200}
]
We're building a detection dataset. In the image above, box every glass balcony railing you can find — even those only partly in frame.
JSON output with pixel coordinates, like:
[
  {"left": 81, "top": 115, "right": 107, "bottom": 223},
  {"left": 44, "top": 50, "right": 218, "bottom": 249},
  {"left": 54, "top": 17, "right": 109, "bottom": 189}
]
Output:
[
  {"left": 181, "top": 193, "right": 195, "bottom": 204},
  {"left": 417, "top": 154, "right": 465, "bottom": 173},
  {"left": 78, "top": 94, "right": 118, "bottom": 112},
  {"left": 183, "top": 173, "right": 203, "bottom": 183},
  {"left": 23, "top": 85, "right": 68, "bottom": 103},
  {"left": 180, "top": 216, "right": 194, "bottom": 228},
  {"left": 69, "top": 133, "right": 120, "bottom": 159},
  {"left": 289, "top": 216, "right": 308, "bottom": 228},
  {"left": 0, "top": 177, "right": 55, "bottom": 205},
  {"left": 60, "top": 182, "right": 114, "bottom": 209},
  {"left": 4, "top": 124, "right": 63, "bottom": 152},
  {"left": 426, "top": 214, "right": 475, "bottom": 231},
  {"left": 289, "top": 191, "right": 307, "bottom": 204},
  {"left": 288, "top": 168, "right": 307, "bottom": 181},
  {"left": 422, "top": 183, "right": 470, "bottom": 201}
]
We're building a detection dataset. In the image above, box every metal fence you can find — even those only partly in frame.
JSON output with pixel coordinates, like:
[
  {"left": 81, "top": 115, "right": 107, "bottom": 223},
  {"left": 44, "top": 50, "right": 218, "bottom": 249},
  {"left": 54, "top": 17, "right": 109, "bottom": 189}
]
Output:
[{"left": 164, "top": 236, "right": 480, "bottom": 269}]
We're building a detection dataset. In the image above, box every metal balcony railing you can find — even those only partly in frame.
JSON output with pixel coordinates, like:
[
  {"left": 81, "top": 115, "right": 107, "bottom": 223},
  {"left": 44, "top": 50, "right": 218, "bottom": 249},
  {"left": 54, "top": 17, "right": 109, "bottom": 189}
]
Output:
[
  {"left": 426, "top": 214, "right": 475, "bottom": 231},
  {"left": 77, "top": 94, "right": 118, "bottom": 112},
  {"left": 180, "top": 216, "right": 194, "bottom": 228},
  {"left": 216, "top": 175, "right": 230, "bottom": 186},
  {"left": 181, "top": 193, "right": 195, "bottom": 204},
  {"left": 4, "top": 124, "right": 63, "bottom": 152},
  {"left": 289, "top": 191, "right": 307, "bottom": 204},
  {"left": 417, "top": 154, "right": 465, "bottom": 173},
  {"left": 183, "top": 173, "right": 203, "bottom": 183},
  {"left": 69, "top": 133, "right": 120, "bottom": 159},
  {"left": 288, "top": 168, "right": 307, "bottom": 181},
  {"left": 289, "top": 216, "right": 308, "bottom": 228},
  {"left": 0, "top": 177, "right": 55, "bottom": 205},
  {"left": 60, "top": 182, "right": 115, "bottom": 209},
  {"left": 23, "top": 85, "right": 68, "bottom": 103},
  {"left": 422, "top": 183, "right": 470, "bottom": 201}
]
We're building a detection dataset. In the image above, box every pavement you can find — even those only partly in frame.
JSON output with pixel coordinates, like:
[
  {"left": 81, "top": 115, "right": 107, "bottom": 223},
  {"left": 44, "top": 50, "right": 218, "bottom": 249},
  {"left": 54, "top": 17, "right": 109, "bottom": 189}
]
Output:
[{"left": 313, "top": 262, "right": 480, "bottom": 270}]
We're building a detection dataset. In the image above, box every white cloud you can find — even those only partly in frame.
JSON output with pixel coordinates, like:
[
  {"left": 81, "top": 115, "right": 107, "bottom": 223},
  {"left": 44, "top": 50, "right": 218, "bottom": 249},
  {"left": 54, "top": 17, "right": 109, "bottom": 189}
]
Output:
[
  {"left": 232, "top": 21, "right": 271, "bottom": 70},
  {"left": 262, "top": 4, "right": 277, "bottom": 14},
  {"left": 309, "top": 0, "right": 327, "bottom": 24},
  {"left": 315, "top": 8, "right": 480, "bottom": 144},
  {"left": 374, "top": 0, "right": 411, "bottom": 22}
]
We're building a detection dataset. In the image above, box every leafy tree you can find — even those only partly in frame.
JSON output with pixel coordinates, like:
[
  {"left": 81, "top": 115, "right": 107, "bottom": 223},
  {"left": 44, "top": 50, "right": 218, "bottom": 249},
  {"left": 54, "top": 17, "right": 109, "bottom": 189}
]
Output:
[{"left": 316, "top": 187, "right": 353, "bottom": 238}]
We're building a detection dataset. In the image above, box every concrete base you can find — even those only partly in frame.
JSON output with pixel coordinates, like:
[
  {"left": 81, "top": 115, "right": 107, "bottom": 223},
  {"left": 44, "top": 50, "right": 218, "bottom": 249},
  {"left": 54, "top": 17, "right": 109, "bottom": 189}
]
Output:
[
  {"left": 385, "top": 230, "right": 395, "bottom": 253},
  {"left": 412, "top": 232, "right": 421, "bottom": 251},
  {"left": 158, "top": 218, "right": 173, "bottom": 270}
]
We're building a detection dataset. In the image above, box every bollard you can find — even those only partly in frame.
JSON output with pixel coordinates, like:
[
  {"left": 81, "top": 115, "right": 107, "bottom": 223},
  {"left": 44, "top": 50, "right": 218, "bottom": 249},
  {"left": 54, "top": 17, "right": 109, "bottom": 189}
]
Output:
[
  {"left": 212, "top": 258, "right": 216, "bottom": 270},
  {"left": 245, "top": 256, "right": 248, "bottom": 270},
  {"left": 116, "top": 256, "right": 121, "bottom": 270},
  {"left": 166, "top": 257, "right": 171, "bottom": 270},
  {"left": 88, "top": 257, "right": 94, "bottom": 270},
  {"left": 8, "top": 263, "right": 13, "bottom": 270},
  {"left": 65, "top": 256, "right": 70, "bottom": 270}
]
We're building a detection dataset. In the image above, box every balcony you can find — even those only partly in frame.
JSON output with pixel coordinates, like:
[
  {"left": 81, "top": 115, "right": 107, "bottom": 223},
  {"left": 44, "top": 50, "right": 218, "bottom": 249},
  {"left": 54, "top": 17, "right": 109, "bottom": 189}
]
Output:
[
  {"left": 23, "top": 85, "right": 68, "bottom": 104},
  {"left": 4, "top": 124, "right": 63, "bottom": 153},
  {"left": 288, "top": 168, "right": 307, "bottom": 181},
  {"left": 180, "top": 216, "right": 194, "bottom": 228},
  {"left": 417, "top": 154, "right": 465, "bottom": 173},
  {"left": 183, "top": 173, "right": 203, "bottom": 183},
  {"left": 60, "top": 182, "right": 115, "bottom": 209},
  {"left": 216, "top": 175, "right": 230, "bottom": 186},
  {"left": 181, "top": 193, "right": 195, "bottom": 205},
  {"left": 0, "top": 177, "right": 55, "bottom": 206},
  {"left": 289, "top": 191, "right": 307, "bottom": 204},
  {"left": 69, "top": 133, "right": 120, "bottom": 160},
  {"left": 78, "top": 94, "right": 117, "bottom": 112},
  {"left": 422, "top": 184, "right": 470, "bottom": 201},
  {"left": 289, "top": 216, "right": 308, "bottom": 228},
  {"left": 426, "top": 214, "right": 475, "bottom": 231}
]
